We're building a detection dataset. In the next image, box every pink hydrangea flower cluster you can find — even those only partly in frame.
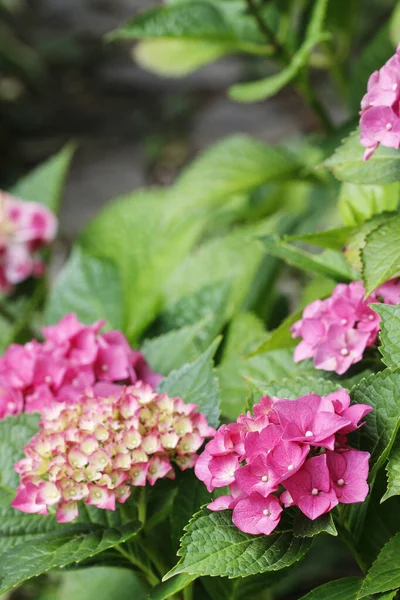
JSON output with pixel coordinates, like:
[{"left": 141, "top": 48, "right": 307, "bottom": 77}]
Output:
[
  {"left": 12, "top": 383, "right": 215, "bottom": 522},
  {"left": 291, "top": 279, "right": 400, "bottom": 375},
  {"left": 0, "top": 191, "right": 57, "bottom": 292},
  {"left": 195, "top": 390, "right": 371, "bottom": 535},
  {"left": 360, "top": 45, "right": 400, "bottom": 160},
  {"left": 0, "top": 313, "right": 161, "bottom": 418}
]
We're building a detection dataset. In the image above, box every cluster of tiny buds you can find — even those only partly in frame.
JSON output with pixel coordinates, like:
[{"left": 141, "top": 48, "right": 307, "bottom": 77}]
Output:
[{"left": 12, "top": 383, "right": 215, "bottom": 523}]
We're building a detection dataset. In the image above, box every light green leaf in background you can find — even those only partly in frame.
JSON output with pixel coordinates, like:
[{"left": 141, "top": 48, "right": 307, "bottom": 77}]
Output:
[
  {"left": 372, "top": 303, "right": 400, "bottom": 369},
  {"left": 361, "top": 214, "right": 400, "bottom": 296},
  {"left": 339, "top": 182, "right": 399, "bottom": 226},
  {"left": 45, "top": 247, "right": 123, "bottom": 330},
  {"left": 247, "top": 310, "right": 301, "bottom": 357},
  {"left": 158, "top": 339, "right": 221, "bottom": 428},
  {"left": 11, "top": 144, "right": 75, "bottom": 214},
  {"left": 323, "top": 129, "right": 400, "bottom": 185},
  {"left": 164, "top": 509, "right": 311, "bottom": 579},
  {"left": 343, "top": 213, "right": 390, "bottom": 272},
  {"left": 286, "top": 227, "right": 354, "bottom": 251},
  {"left": 359, "top": 532, "right": 400, "bottom": 597}
]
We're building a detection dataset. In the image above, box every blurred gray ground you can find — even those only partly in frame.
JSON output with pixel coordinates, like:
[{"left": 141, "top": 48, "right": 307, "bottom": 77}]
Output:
[{"left": 2, "top": 0, "right": 346, "bottom": 241}]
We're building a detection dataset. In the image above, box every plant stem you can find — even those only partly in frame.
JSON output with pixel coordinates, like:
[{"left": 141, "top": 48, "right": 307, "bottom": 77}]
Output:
[
  {"left": 245, "top": 0, "right": 287, "bottom": 58},
  {"left": 138, "top": 486, "right": 147, "bottom": 525},
  {"left": 183, "top": 583, "right": 194, "bottom": 600},
  {"left": 296, "top": 75, "right": 335, "bottom": 133},
  {"left": 115, "top": 545, "right": 159, "bottom": 587}
]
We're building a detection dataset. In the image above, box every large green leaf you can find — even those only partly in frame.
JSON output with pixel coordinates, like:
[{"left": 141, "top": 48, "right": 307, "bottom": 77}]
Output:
[
  {"left": 150, "top": 573, "right": 196, "bottom": 600},
  {"left": 286, "top": 227, "right": 353, "bottom": 251},
  {"left": 247, "top": 374, "right": 341, "bottom": 403},
  {"left": 79, "top": 189, "right": 204, "bottom": 341},
  {"left": 382, "top": 436, "right": 400, "bottom": 503},
  {"left": 343, "top": 213, "right": 391, "bottom": 272},
  {"left": 171, "top": 470, "right": 211, "bottom": 549},
  {"left": 172, "top": 135, "right": 301, "bottom": 208},
  {"left": 351, "top": 369, "right": 400, "bottom": 474},
  {"left": 359, "top": 532, "right": 400, "bottom": 597},
  {"left": 0, "top": 520, "right": 141, "bottom": 595},
  {"left": 45, "top": 247, "right": 123, "bottom": 330},
  {"left": 202, "top": 570, "right": 284, "bottom": 600},
  {"left": 261, "top": 235, "right": 359, "bottom": 282},
  {"left": 372, "top": 303, "right": 400, "bottom": 369},
  {"left": 323, "top": 129, "right": 400, "bottom": 185},
  {"left": 11, "top": 144, "right": 75, "bottom": 214},
  {"left": 44, "top": 567, "right": 148, "bottom": 600},
  {"left": 338, "top": 183, "right": 400, "bottom": 226},
  {"left": 298, "top": 577, "right": 363, "bottom": 600},
  {"left": 158, "top": 339, "right": 221, "bottom": 428},
  {"left": 361, "top": 214, "right": 400, "bottom": 296},
  {"left": 164, "top": 509, "right": 311, "bottom": 579},
  {"left": 247, "top": 310, "right": 301, "bottom": 357},
  {"left": 293, "top": 511, "right": 337, "bottom": 538}
]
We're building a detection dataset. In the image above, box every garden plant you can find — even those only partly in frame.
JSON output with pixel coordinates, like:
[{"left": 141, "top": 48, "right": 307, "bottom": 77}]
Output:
[{"left": 1, "top": 1, "right": 400, "bottom": 599}]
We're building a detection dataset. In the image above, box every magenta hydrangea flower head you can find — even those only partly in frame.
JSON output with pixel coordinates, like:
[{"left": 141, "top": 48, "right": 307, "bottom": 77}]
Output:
[
  {"left": 12, "top": 383, "right": 215, "bottom": 522},
  {"left": 291, "top": 279, "right": 400, "bottom": 375},
  {"left": 360, "top": 45, "right": 400, "bottom": 160},
  {"left": 0, "top": 191, "right": 57, "bottom": 293},
  {"left": 195, "top": 390, "right": 371, "bottom": 535},
  {"left": 0, "top": 313, "right": 161, "bottom": 418}
]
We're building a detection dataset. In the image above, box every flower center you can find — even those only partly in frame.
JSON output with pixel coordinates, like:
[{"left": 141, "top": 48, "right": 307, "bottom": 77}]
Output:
[
  {"left": 261, "top": 475, "right": 269, "bottom": 482},
  {"left": 311, "top": 488, "right": 319, "bottom": 496},
  {"left": 341, "top": 318, "right": 348, "bottom": 325},
  {"left": 287, "top": 464, "right": 294, "bottom": 471},
  {"left": 305, "top": 431, "right": 313, "bottom": 438},
  {"left": 337, "top": 478, "right": 345, "bottom": 486},
  {"left": 263, "top": 509, "right": 271, "bottom": 516},
  {"left": 340, "top": 348, "right": 349, "bottom": 356},
  {"left": 393, "top": 83, "right": 398, "bottom": 91},
  {"left": 386, "top": 122, "right": 393, "bottom": 131}
]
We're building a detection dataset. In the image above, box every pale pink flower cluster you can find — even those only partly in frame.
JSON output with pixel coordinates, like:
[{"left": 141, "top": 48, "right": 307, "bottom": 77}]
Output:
[
  {"left": 360, "top": 45, "right": 400, "bottom": 160},
  {"left": 0, "top": 313, "right": 161, "bottom": 418},
  {"left": 12, "top": 384, "right": 215, "bottom": 522},
  {"left": 0, "top": 191, "right": 57, "bottom": 292},
  {"left": 291, "top": 279, "right": 400, "bottom": 375},
  {"left": 195, "top": 390, "right": 371, "bottom": 535}
]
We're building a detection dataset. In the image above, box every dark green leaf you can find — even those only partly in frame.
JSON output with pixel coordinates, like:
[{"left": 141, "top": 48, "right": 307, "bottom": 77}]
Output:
[
  {"left": 299, "top": 577, "right": 363, "bottom": 600},
  {"left": 382, "top": 435, "right": 400, "bottom": 503},
  {"left": 171, "top": 471, "right": 211, "bottom": 550},
  {"left": 359, "top": 532, "right": 400, "bottom": 597},
  {"left": 150, "top": 573, "right": 196, "bottom": 600},
  {"left": 293, "top": 511, "right": 337, "bottom": 538}
]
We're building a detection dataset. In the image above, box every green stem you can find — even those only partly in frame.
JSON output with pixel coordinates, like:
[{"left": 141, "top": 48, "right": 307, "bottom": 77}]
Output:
[
  {"left": 296, "top": 75, "right": 334, "bottom": 133},
  {"left": 115, "top": 545, "right": 159, "bottom": 587},
  {"left": 146, "top": 543, "right": 170, "bottom": 578},
  {"left": 245, "top": 0, "right": 289, "bottom": 59},
  {"left": 183, "top": 583, "right": 194, "bottom": 600},
  {"left": 334, "top": 519, "right": 368, "bottom": 575},
  {"left": 138, "top": 486, "right": 147, "bottom": 525}
]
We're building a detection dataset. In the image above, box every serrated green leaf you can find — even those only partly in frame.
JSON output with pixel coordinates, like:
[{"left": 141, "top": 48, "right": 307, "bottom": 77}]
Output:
[
  {"left": 286, "top": 227, "right": 353, "bottom": 251},
  {"left": 351, "top": 369, "right": 400, "bottom": 474},
  {"left": 339, "top": 183, "right": 400, "bottom": 226},
  {"left": 164, "top": 509, "right": 311, "bottom": 579},
  {"left": 80, "top": 189, "right": 204, "bottom": 341},
  {"left": 171, "top": 471, "right": 211, "bottom": 549},
  {"left": 261, "top": 235, "right": 359, "bottom": 282},
  {"left": 359, "top": 532, "right": 400, "bottom": 597},
  {"left": 247, "top": 375, "right": 341, "bottom": 403},
  {"left": 158, "top": 339, "right": 221, "bottom": 428},
  {"left": 45, "top": 247, "right": 123, "bottom": 330},
  {"left": 361, "top": 214, "right": 400, "bottom": 296},
  {"left": 372, "top": 303, "right": 400, "bottom": 369},
  {"left": 11, "top": 144, "right": 75, "bottom": 214},
  {"left": 150, "top": 573, "right": 196, "bottom": 600},
  {"left": 344, "top": 213, "right": 391, "bottom": 272},
  {"left": 172, "top": 135, "right": 301, "bottom": 208},
  {"left": 299, "top": 577, "right": 363, "bottom": 600},
  {"left": 323, "top": 129, "right": 400, "bottom": 185},
  {"left": 293, "top": 511, "right": 337, "bottom": 538},
  {"left": 0, "top": 520, "right": 141, "bottom": 595},
  {"left": 382, "top": 435, "right": 400, "bottom": 503}
]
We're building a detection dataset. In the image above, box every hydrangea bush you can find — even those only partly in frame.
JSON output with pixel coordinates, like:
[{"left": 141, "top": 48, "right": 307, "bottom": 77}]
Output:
[{"left": 2, "top": 1, "right": 400, "bottom": 600}]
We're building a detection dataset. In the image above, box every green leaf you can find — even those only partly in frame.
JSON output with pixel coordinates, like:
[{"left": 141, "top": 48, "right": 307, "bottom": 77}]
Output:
[
  {"left": 141, "top": 319, "right": 211, "bottom": 376},
  {"left": 202, "top": 570, "right": 285, "bottom": 600},
  {"left": 80, "top": 188, "right": 204, "bottom": 341},
  {"left": 286, "top": 227, "right": 353, "bottom": 251},
  {"left": 134, "top": 38, "right": 235, "bottom": 77},
  {"left": 351, "top": 369, "right": 400, "bottom": 474},
  {"left": 299, "top": 577, "right": 363, "bottom": 600},
  {"left": 359, "top": 532, "right": 400, "bottom": 597},
  {"left": 382, "top": 436, "right": 400, "bottom": 503},
  {"left": 45, "top": 247, "right": 123, "bottom": 330},
  {"left": 222, "top": 312, "right": 266, "bottom": 362},
  {"left": 0, "top": 413, "right": 40, "bottom": 493},
  {"left": 339, "top": 183, "right": 400, "bottom": 226},
  {"left": 173, "top": 135, "right": 301, "bottom": 208},
  {"left": 261, "top": 235, "right": 359, "bottom": 282},
  {"left": 158, "top": 339, "right": 221, "bottom": 428},
  {"left": 247, "top": 310, "right": 302, "bottom": 357},
  {"left": 164, "top": 509, "right": 311, "bottom": 579},
  {"left": 0, "top": 520, "right": 141, "bottom": 595},
  {"left": 171, "top": 471, "right": 212, "bottom": 549},
  {"left": 343, "top": 213, "right": 390, "bottom": 272},
  {"left": 323, "top": 129, "right": 400, "bottom": 185},
  {"left": 229, "top": 33, "right": 330, "bottom": 102},
  {"left": 150, "top": 573, "right": 196, "bottom": 600},
  {"left": 11, "top": 144, "right": 75, "bottom": 214},
  {"left": 247, "top": 374, "right": 341, "bottom": 403},
  {"left": 47, "top": 567, "right": 148, "bottom": 600},
  {"left": 229, "top": 0, "right": 330, "bottom": 102},
  {"left": 293, "top": 511, "right": 337, "bottom": 538},
  {"left": 361, "top": 214, "right": 400, "bottom": 296},
  {"left": 372, "top": 303, "right": 400, "bottom": 369}
]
